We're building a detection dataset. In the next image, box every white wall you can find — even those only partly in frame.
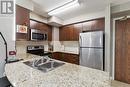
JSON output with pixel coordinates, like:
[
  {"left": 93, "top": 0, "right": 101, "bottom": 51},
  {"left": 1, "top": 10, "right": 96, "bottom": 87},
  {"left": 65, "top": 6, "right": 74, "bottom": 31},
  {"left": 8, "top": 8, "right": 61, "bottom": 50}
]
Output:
[
  {"left": 51, "top": 27, "right": 62, "bottom": 51},
  {"left": 111, "top": 1, "right": 130, "bottom": 14},
  {"left": 105, "top": 4, "right": 111, "bottom": 73},
  {"left": 0, "top": 0, "right": 15, "bottom": 78},
  {"left": 52, "top": 27, "right": 59, "bottom": 41},
  {"left": 0, "top": 17, "right": 15, "bottom": 78}
]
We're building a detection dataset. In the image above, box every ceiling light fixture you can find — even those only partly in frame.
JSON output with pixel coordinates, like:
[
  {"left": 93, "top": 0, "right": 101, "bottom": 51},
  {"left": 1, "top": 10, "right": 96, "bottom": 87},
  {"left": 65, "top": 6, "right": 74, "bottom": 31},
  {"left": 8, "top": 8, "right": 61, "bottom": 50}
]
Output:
[{"left": 48, "top": 0, "right": 79, "bottom": 15}]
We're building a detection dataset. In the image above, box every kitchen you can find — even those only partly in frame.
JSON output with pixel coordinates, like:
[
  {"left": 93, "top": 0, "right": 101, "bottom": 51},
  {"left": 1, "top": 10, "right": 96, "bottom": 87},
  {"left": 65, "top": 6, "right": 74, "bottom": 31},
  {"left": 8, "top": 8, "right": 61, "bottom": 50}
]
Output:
[{"left": 0, "top": 0, "right": 130, "bottom": 87}]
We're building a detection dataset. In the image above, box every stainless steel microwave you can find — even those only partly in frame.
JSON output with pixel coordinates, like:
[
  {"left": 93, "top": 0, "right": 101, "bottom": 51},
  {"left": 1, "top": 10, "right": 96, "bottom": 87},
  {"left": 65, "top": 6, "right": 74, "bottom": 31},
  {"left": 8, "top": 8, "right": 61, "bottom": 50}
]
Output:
[{"left": 31, "top": 29, "right": 47, "bottom": 41}]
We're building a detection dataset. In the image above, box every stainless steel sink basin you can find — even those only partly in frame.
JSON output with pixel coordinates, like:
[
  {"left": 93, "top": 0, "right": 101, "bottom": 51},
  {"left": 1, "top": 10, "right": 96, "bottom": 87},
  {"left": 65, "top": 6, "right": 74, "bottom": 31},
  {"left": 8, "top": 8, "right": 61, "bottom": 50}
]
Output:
[
  {"left": 23, "top": 58, "right": 65, "bottom": 72},
  {"left": 37, "top": 61, "right": 65, "bottom": 72},
  {"left": 23, "top": 58, "right": 49, "bottom": 67}
]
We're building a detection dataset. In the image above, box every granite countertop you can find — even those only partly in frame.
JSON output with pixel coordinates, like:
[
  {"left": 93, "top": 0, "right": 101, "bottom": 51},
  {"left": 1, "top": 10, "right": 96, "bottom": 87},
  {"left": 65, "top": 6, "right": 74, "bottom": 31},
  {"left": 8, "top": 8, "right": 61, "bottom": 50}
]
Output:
[{"left": 5, "top": 53, "right": 111, "bottom": 87}]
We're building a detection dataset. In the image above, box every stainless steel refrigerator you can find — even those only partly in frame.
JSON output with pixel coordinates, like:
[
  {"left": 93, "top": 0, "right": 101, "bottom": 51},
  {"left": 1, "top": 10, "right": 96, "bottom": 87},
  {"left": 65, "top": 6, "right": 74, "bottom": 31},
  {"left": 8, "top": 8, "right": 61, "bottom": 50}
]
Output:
[{"left": 79, "top": 31, "right": 104, "bottom": 70}]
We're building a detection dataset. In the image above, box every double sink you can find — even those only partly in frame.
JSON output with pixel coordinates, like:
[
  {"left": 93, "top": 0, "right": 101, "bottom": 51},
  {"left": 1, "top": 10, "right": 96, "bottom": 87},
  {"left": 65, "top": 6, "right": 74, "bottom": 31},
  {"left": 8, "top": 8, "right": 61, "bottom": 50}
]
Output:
[{"left": 23, "top": 56, "right": 65, "bottom": 72}]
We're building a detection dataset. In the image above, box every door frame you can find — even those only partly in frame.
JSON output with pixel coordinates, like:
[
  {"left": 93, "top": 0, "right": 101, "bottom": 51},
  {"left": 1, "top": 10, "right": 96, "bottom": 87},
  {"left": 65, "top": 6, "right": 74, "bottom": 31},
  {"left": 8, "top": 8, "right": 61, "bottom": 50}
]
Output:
[{"left": 112, "top": 16, "right": 130, "bottom": 80}]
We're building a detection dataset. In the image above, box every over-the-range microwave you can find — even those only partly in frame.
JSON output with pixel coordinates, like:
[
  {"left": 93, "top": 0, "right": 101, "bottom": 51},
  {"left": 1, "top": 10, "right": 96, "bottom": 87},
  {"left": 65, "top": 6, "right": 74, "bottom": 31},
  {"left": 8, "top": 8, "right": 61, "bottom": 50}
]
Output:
[{"left": 31, "top": 29, "right": 47, "bottom": 41}]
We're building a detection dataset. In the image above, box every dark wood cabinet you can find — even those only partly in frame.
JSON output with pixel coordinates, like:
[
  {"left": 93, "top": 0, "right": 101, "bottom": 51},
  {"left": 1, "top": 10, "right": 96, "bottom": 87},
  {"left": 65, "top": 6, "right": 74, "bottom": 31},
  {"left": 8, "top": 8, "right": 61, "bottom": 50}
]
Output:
[
  {"left": 73, "top": 23, "right": 82, "bottom": 40},
  {"left": 82, "top": 21, "right": 93, "bottom": 31},
  {"left": 52, "top": 52, "right": 79, "bottom": 65},
  {"left": 48, "top": 27, "right": 52, "bottom": 41},
  {"left": 66, "top": 25, "right": 74, "bottom": 41},
  {"left": 63, "top": 53, "right": 79, "bottom": 64},
  {"left": 16, "top": 5, "right": 30, "bottom": 41},
  {"left": 59, "top": 24, "right": 82, "bottom": 41},
  {"left": 30, "top": 20, "right": 38, "bottom": 29},
  {"left": 59, "top": 26, "right": 66, "bottom": 41},
  {"left": 83, "top": 18, "right": 105, "bottom": 31},
  {"left": 52, "top": 52, "right": 62, "bottom": 60},
  {"left": 16, "top": 5, "right": 52, "bottom": 41},
  {"left": 59, "top": 25, "right": 74, "bottom": 41},
  {"left": 30, "top": 19, "right": 52, "bottom": 41},
  {"left": 92, "top": 18, "right": 105, "bottom": 31},
  {"left": 59, "top": 18, "right": 104, "bottom": 41}
]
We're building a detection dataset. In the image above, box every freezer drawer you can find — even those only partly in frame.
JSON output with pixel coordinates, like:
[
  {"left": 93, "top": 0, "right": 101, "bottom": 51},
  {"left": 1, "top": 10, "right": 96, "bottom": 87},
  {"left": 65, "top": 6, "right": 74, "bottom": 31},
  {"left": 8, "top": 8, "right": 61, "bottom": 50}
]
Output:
[
  {"left": 79, "top": 31, "right": 103, "bottom": 47},
  {"left": 80, "top": 48, "right": 103, "bottom": 70}
]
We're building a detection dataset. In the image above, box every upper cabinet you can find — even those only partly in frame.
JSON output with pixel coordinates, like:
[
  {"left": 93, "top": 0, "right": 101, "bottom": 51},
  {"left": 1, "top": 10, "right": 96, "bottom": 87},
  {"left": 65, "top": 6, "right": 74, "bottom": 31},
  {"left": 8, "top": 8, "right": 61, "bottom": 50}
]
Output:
[
  {"left": 16, "top": 5, "right": 52, "bottom": 41},
  {"left": 16, "top": 5, "right": 30, "bottom": 41},
  {"left": 59, "top": 24, "right": 82, "bottom": 41},
  {"left": 16, "top": 5, "right": 30, "bottom": 25},
  {"left": 30, "top": 20, "right": 37, "bottom": 29},
  {"left": 73, "top": 23, "right": 82, "bottom": 40},
  {"left": 48, "top": 27, "right": 52, "bottom": 41},
  {"left": 82, "top": 21, "right": 93, "bottom": 31},
  {"left": 30, "top": 20, "right": 52, "bottom": 41},
  {"left": 59, "top": 25, "right": 73, "bottom": 41},
  {"left": 83, "top": 18, "right": 105, "bottom": 31},
  {"left": 59, "top": 18, "right": 104, "bottom": 41}
]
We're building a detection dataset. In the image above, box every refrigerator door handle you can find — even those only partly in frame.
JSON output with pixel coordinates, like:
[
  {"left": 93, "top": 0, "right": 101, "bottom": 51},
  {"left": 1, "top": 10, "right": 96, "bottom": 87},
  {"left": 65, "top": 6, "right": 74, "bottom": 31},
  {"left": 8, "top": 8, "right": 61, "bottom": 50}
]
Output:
[
  {"left": 79, "top": 35, "right": 82, "bottom": 65},
  {"left": 79, "top": 35, "right": 82, "bottom": 47},
  {"left": 79, "top": 47, "right": 82, "bottom": 65}
]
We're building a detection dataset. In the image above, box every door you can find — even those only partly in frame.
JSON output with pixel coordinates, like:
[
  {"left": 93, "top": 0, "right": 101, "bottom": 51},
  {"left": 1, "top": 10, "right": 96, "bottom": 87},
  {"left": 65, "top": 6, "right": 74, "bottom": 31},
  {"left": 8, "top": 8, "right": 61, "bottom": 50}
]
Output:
[
  {"left": 80, "top": 48, "right": 103, "bottom": 70},
  {"left": 115, "top": 18, "right": 130, "bottom": 84},
  {"left": 80, "top": 31, "right": 103, "bottom": 47}
]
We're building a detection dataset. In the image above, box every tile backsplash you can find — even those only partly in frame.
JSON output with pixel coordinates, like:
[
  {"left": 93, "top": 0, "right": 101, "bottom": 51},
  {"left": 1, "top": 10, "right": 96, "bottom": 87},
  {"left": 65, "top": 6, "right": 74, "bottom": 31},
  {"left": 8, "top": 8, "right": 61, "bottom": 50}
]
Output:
[
  {"left": 16, "top": 41, "right": 79, "bottom": 54},
  {"left": 62, "top": 41, "right": 79, "bottom": 52},
  {"left": 53, "top": 41, "right": 79, "bottom": 54}
]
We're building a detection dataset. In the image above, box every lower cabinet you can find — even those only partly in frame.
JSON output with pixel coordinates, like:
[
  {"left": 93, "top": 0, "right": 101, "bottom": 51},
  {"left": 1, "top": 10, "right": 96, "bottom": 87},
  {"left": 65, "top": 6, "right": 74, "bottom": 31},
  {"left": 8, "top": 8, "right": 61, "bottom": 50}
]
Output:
[{"left": 52, "top": 52, "right": 79, "bottom": 65}]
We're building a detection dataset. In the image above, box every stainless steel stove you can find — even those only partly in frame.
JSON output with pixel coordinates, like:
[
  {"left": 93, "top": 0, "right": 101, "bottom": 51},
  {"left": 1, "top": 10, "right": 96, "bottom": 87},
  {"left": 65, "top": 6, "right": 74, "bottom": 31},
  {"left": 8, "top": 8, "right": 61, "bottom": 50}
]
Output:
[{"left": 27, "top": 45, "right": 51, "bottom": 56}]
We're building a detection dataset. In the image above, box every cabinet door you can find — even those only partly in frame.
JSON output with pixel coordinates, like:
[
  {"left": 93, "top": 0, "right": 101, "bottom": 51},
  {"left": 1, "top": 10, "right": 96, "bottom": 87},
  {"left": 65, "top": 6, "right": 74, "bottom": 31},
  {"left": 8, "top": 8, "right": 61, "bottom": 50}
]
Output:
[
  {"left": 40, "top": 23, "right": 49, "bottom": 31},
  {"left": 59, "top": 25, "right": 74, "bottom": 41},
  {"left": 67, "top": 54, "right": 79, "bottom": 65},
  {"left": 48, "top": 26, "right": 52, "bottom": 41},
  {"left": 82, "top": 21, "right": 94, "bottom": 31},
  {"left": 92, "top": 18, "right": 105, "bottom": 31},
  {"left": 68, "top": 25, "right": 74, "bottom": 41},
  {"left": 16, "top": 5, "right": 29, "bottom": 26},
  {"left": 30, "top": 20, "right": 37, "bottom": 29},
  {"left": 73, "top": 23, "right": 82, "bottom": 41},
  {"left": 59, "top": 27, "right": 65, "bottom": 41},
  {"left": 82, "top": 18, "right": 105, "bottom": 32},
  {"left": 16, "top": 5, "right": 29, "bottom": 41},
  {"left": 52, "top": 52, "right": 62, "bottom": 60},
  {"left": 70, "top": 54, "right": 79, "bottom": 65},
  {"left": 63, "top": 53, "right": 79, "bottom": 65},
  {"left": 59, "top": 26, "right": 68, "bottom": 41}
]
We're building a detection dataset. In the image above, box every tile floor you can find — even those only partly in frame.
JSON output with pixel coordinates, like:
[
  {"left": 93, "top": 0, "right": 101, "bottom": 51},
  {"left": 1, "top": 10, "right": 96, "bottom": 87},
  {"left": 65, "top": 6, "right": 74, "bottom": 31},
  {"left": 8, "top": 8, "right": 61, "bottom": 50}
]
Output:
[{"left": 112, "top": 80, "right": 130, "bottom": 87}]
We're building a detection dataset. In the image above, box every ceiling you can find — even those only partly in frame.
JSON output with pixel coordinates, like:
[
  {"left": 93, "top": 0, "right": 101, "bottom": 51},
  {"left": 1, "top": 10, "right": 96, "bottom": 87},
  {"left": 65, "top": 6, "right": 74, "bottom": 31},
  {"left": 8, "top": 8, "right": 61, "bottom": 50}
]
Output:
[{"left": 31, "top": 0, "right": 130, "bottom": 20}]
